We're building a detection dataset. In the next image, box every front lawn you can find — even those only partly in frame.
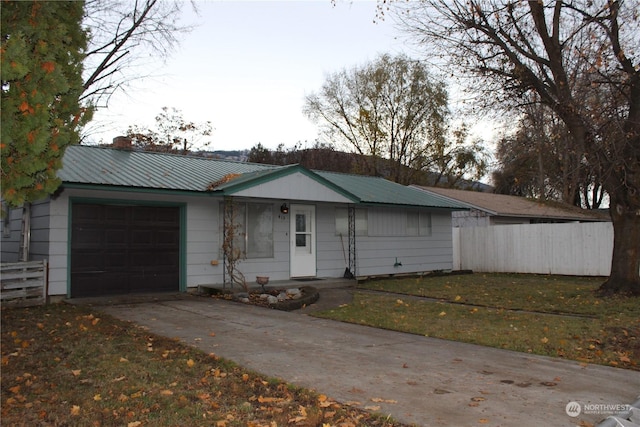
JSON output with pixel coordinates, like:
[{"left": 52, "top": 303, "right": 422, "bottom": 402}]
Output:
[
  {"left": 1, "top": 303, "right": 408, "bottom": 427},
  {"left": 315, "top": 273, "right": 640, "bottom": 369}
]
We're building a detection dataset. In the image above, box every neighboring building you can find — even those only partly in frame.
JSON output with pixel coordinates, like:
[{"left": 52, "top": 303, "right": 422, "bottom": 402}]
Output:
[
  {"left": 1, "top": 145, "right": 468, "bottom": 298},
  {"left": 412, "top": 186, "right": 609, "bottom": 227}
]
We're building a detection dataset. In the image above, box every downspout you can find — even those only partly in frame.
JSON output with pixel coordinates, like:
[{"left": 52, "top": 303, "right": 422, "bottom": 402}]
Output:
[
  {"left": 19, "top": 203, "right": 31, "bottom": 262},
  {"left": 348, "top": 205, "right": 356, "bottom": 278}
]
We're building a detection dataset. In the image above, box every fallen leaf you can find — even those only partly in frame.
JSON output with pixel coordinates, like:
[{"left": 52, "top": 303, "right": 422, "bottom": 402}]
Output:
[
  {"left": 186, "top": 359, "right": 195, "bottom": 368},
  {"left": 454, "top": 295, "right": 461, "bottom": 301},
  {"left": 540, "top": 337, "right": 549, "bottom": 344},
  {"left": 93, "top": 394, "right": 102, "bottom": 401},
  {"left": 209, "top": 332, "right": 216, "bottom": 337},
  {"left": 70, "top": 405, "right": 80, "bottom": 416},
  {"left": 258, "top": 396, "right": 286, "bottom": 403},
  {"left": 160, "top": 390, "right": 173, "bottom": 396},
  {"left": 365, "top": 405, "right": 381, "bottom": 411},
  {"left": 128, "top": 422, "right": 142, "bottom": 427},
  {"left": 478, "top": 419, "right": 489, "bottom": 424},
  {"left": 371, "top": 397, "right": 398, "bottom": 404},
  {"left": 71, "top": 370, "right": 81, "bottom": 377},
  {"left": 471, "top": 397, "right": 486, "bottom": 402},
  {"left": 439, "top": 311, "right": 447, "bottom": 316}
]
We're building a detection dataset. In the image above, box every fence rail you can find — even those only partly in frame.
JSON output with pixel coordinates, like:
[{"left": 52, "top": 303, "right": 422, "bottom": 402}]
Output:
[
  {"left": 453, "top": 222, "right": 613, "bottom": 276},
  {"left": 1, "top": 260, "right": 48, "bottom": 307}
]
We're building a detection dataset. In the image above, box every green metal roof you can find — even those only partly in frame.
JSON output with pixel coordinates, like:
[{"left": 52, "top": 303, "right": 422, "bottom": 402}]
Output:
[
  {"left": 315, "top": 171, "right": 467, "bottom": 209},
  {"left": 58, "top": 145, "right": 468, "bottom": 209},
  {"left": 59, "top": 145, "right": 276, "bottom": 192}
]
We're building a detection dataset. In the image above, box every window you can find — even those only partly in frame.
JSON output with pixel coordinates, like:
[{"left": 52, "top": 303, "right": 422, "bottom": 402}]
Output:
[
  {"left": 221, "top": 202, "right": 273, "bottom": 259},
  {"left": 246, "top": 203, "right": 273, "bottom": 258},
  {"left": 407, "top": 211, "right": 432, "bottom": 236},
  {"left": 368, "top": 208, "right": 432, "bottom": 236},
  {"left": 335, "top": 208, "right": 368, "bottom": 236}
]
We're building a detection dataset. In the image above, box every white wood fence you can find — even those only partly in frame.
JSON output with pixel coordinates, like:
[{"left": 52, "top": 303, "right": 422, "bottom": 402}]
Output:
[
  {"left": 1, "top": 260, "right": 48, "bottom": 307},
  {"left": 453, "top": 222, "right": 613, "bottom": 276}
]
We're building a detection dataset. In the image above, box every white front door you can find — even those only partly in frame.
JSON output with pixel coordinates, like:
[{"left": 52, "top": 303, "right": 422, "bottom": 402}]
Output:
[{"left": 290, "top": 204, "right": 316, "bottom": 278}]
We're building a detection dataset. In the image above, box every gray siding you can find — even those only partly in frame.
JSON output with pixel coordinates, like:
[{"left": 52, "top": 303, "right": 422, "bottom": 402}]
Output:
[
  {"left": 30, "top": 191, "right": 457, "bottom": 296},
  {"left": 355, "top": 208, "right": 454, "bottom": 277},
  {"left": 1, "top": 205, "right": 22, "bottom": 262},
  {"left": 47, "top": 189, "right": 226, "bottom": 296},
  {"left": 316, "top": 204, "right": 348, "bottom": 278},
  {"left": 452, "top": 209, "right": 492, "bottom": 227},
  {"left": 29, "top": 199, "right": 51, "bottom": 261}
]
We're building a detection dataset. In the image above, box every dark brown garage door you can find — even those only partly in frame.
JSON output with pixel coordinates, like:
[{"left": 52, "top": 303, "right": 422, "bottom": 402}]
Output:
[{"left": 70, "top": 203, "right": 180, "bottom": 297}]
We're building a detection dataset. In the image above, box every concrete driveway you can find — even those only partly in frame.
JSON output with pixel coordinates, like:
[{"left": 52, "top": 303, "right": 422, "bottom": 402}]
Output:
[{"left": 96, "top": 294, "right": 639, "bottom": 427}]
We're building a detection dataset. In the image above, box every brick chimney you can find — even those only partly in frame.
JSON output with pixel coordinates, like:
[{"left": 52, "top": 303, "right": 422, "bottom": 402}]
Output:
[{"left": 112, "top": 136, "right": 132, "bottom": 150}]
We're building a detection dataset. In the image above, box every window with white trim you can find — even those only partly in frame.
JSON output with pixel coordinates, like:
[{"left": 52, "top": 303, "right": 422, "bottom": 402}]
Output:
[
  {"left": 221, "top": 202, "right": 274, "bottom": 259},
  {"left": 368, "top": 208, "right": 432, "bottom": 236},
  {"left": 335, "top": 208, "right": 368, "bottom": 236}
]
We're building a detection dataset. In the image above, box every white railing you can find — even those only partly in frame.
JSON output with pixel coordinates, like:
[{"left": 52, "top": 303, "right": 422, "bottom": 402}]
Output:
[
  {"left": 1, "top": 260, "right": 48, "bottom": 307},
  {"left": 453, "top": 222, "right": 613, "bottom": 276}
]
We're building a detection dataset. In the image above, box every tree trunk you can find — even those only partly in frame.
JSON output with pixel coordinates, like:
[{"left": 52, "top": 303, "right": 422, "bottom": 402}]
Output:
[{"left": 599, "top": 190, "right": 640, "bottom": 296}]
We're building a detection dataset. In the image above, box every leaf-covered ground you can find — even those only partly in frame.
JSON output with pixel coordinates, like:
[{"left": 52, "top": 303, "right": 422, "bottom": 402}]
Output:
[
  {"left": 1, "top": 304, "right": 410, "bottom": 427},
  {"left": 317, "top": 273, "right": 640, "bottom": 370}
]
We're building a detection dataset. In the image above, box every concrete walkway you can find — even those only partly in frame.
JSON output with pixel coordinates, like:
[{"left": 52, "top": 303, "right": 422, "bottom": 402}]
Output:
[{"left": 95, "top": 293, "right": 639, "bottom": 427}]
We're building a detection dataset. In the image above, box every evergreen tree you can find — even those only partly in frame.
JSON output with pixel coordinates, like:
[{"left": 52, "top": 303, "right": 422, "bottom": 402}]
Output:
[{"left": 1, "top": 1, "right": 92, "bottom": 206}]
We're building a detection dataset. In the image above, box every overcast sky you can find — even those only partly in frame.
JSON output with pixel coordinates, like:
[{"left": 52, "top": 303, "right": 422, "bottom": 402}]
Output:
[{"left": 86, "top": 1, "right": 416, "bottom": 151}]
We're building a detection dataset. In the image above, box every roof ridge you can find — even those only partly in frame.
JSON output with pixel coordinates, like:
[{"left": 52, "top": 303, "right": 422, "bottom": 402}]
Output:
[{"left": 72, "top": 144, "right": 276, "bottom": 168}]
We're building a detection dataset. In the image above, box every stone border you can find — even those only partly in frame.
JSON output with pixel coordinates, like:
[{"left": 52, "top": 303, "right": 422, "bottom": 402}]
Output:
[
  {"left": 269, "top": 286, "right": 319, "bottom": 311},
  {"left": 200, "top": 286, "right": 320, "bottom": 311}
]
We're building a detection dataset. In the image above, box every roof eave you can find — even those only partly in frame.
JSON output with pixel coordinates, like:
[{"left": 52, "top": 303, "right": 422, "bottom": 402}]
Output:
[{"left": 59, "top": 182, "right": 216, "bottom": 197}]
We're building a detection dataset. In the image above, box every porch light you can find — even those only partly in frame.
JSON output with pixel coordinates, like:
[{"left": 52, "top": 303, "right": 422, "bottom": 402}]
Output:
[{"left": 280, "top": 203, "right": 289, "bottom": 214}]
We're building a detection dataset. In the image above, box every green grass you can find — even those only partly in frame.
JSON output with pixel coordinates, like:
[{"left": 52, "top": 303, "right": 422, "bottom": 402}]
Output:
[
  {"left": 316, "top": 273, "right": 640, "bottom": 369},
  {"left": 1, "top": 303, "right": 409, "bottom": 427},
  {"left": 358, "top": 273, "right": 616, "bottom": 315}
]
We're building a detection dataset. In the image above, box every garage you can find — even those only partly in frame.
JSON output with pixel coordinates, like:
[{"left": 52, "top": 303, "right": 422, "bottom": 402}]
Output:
[{"left": 70, "top": 203, "right": 181, "bottom": 297}]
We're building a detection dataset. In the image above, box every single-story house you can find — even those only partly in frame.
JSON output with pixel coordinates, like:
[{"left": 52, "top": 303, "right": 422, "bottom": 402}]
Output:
[
  {"left": 1, "top": 145, "right": 468, "bottom": 298},
  {"left": 411, "top": 186, "right": 609, "bottom": 227}
]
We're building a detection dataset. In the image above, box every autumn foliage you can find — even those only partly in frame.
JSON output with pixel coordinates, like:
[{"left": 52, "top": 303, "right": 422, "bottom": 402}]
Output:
[
  {"left": 1, "top": 304, "right": 407, "bottom": 426},
  {"left": 1, "top": 1, "right": 92, "bottom": 207}
]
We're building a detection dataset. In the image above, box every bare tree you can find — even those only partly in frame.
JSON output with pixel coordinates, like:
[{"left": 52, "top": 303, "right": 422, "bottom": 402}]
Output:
[
  {"left": 303, "top": 53, "right": 487, "bottom": 185},
  {"left": 82, "top": 0, "right": 194, "bottom": 107},
  {"left": 124, "top": 107, "right": 213, "bottom": 153},
  {"left": 392, "top": 1, "right": 639, "bottom": 295}
]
